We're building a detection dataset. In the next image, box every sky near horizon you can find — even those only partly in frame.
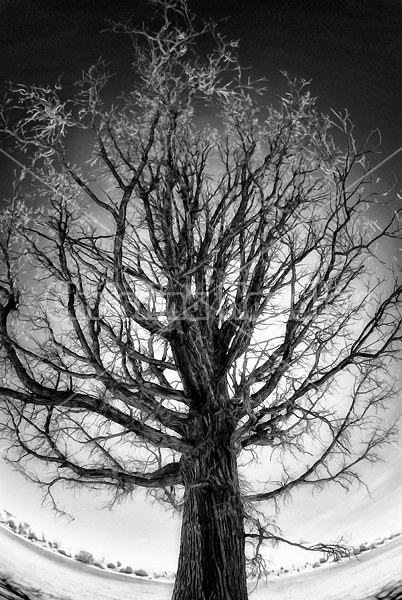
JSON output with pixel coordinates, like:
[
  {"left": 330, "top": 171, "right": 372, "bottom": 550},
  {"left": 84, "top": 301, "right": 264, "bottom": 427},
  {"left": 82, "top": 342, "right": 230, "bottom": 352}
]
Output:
[{"left": 0, "top": 0, "right": 401, "bottom": 574}]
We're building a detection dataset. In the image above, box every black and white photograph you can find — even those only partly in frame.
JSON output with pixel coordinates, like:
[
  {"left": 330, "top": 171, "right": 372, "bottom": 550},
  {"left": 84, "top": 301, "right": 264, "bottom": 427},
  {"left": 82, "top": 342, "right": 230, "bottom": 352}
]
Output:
[{"left": 0, "top": 1, "right": 401, "bottom": 599}]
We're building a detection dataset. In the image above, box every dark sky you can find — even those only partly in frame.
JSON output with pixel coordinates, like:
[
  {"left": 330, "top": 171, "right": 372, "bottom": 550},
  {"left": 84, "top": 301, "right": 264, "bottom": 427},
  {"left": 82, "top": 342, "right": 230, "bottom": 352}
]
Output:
[
  {"left": 0, "top": 0, "right": 401, "bottom": 160},
  {"left": 1, "top": 0, "right": 400, "bottom": 222}
]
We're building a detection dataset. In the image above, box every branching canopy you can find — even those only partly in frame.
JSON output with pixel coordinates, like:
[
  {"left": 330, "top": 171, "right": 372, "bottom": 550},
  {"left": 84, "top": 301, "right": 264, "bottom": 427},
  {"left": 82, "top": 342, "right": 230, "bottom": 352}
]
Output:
[{"left": 0, "top": 0, "right": 401, "bottom": 567}]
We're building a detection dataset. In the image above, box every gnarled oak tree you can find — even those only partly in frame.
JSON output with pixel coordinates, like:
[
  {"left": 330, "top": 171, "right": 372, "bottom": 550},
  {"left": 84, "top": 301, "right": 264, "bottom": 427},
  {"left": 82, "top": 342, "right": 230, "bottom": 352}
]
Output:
[{"left": 0, "top": 1, "right": 401, "bottom": 598}]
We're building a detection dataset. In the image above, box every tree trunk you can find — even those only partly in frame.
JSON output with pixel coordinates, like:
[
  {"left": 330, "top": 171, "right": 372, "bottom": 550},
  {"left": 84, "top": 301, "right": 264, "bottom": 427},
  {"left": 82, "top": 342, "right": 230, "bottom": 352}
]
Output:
[{"left": 171, "top": 442, "right": 249, "bottom": 600}]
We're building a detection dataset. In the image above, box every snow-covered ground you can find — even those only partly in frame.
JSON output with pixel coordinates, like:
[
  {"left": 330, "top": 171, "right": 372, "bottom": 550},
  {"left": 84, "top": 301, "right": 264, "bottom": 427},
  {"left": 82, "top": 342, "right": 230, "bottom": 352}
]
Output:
[
  {"left": 0, "top": 523, "right": 401, "bottom": 600},
  {"left": 252, "top": 537, "right": 402, "bottom": 600},
  {"left": 0, "top": 523, "right": 173, "bottom": 600}
]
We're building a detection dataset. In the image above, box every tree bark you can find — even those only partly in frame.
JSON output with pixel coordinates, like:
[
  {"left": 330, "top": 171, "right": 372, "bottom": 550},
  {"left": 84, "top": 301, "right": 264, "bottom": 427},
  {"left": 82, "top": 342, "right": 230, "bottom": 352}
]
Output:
[{"left": 171, "top": 441, "right": 249, "bottom": 600}]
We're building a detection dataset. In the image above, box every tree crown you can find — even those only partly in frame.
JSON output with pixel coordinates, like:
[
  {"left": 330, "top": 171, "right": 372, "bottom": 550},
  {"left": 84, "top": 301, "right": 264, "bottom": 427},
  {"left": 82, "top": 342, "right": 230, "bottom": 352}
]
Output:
[{"left": 0, "top": 0, "right": 401, "bottom": 569}]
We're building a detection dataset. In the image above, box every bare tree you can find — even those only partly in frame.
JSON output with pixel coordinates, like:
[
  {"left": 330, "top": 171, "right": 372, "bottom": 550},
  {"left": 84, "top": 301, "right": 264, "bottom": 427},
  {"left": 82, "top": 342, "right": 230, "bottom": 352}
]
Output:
[{"left": 0, "top": 1, "right": 401, "bottom": 598}]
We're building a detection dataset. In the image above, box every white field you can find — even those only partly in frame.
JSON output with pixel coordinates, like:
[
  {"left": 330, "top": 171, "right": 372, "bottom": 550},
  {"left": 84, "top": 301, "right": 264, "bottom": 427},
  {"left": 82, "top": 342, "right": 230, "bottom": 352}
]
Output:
[{"left": 0, "top": 524, "right": 401, "bottom": 600}]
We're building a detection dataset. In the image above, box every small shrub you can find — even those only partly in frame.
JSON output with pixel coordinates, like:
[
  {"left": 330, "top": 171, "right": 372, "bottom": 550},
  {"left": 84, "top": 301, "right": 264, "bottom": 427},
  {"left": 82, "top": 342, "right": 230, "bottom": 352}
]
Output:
[
  {"left": 107, "top": 563, "right": 116, "bottom": 569},
  {"left": 134, "top": 569, "right": 148, "bottom": 577},
  {"left": 119, "top": 566, "right": 133, "bottom": 574},
  {"left": 58, "top": 549, "right": 71, "bottom": 557},
  {"left": 94, "top": 562, "right": 105, "bottom": 569},
  {"left": 7, "top": 519, "right": 17, "bottom": 530},
  {"left": 18, "top": 522, "right": 30, "bottom": 535},
  {"left": 75, "top": 550, "right": 94, "bottom": 564}
]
